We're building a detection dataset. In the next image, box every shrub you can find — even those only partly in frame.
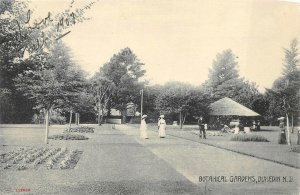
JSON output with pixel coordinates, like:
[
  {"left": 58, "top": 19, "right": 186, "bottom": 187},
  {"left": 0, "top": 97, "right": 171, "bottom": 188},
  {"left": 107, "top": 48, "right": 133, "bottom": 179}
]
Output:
[
  {"left": 65, "top": 126, "right": 94, "bottom": 133},
  {"left": 48, "top": 134, "right": 89, "bottom": 140},
  {"left": 230, "top": 134, "right": 269, "bottom": 142}
]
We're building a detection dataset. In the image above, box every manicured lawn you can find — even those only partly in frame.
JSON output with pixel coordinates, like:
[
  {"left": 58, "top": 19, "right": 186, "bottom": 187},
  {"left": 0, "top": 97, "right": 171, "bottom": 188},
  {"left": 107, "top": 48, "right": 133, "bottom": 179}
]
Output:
[{"left": 129, "top": 123, "right": 300, "bottom": 168}]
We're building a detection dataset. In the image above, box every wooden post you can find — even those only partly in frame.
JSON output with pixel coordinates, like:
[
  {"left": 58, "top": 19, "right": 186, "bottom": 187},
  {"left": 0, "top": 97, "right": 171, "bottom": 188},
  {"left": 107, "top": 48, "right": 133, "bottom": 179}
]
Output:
[
  {"left": 68, "top": 110, "right": 73, "bottom": 132},
  {"left": 140, "top": 89, "right": 143, "bottom": 121}
]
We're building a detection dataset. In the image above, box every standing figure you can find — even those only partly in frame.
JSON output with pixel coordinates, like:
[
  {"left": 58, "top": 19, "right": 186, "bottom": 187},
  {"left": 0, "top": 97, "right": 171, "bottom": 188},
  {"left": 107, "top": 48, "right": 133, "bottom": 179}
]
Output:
[
  {"left": 234, "top": 120, "right": 240, "bottom": 134},
  {"left": 158, "top": 115, "right": 166, "bottom": 138},
  {"left": 256, "top": 120, "right": 261, "bottom": 131},
  {"left": 197, "top": 116, "right": 204, "bottom": 138},
  {"left": 252, "top": 120, "right": 256, "bottom": 131},
  {"left": 203, "top": 123, "right": 207, "bottom": 139},
  {"left": 278, "top": 117, "right": 287, "bottom": 144},
  {"left": 140, "top": 115, "right": 149, "bottom": 139}
]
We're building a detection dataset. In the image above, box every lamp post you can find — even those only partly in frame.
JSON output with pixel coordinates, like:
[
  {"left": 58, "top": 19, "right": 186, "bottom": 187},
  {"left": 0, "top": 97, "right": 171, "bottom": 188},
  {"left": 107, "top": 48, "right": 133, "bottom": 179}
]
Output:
[{"left": 140, "top": 89, "right": 143, "bottom": 120}]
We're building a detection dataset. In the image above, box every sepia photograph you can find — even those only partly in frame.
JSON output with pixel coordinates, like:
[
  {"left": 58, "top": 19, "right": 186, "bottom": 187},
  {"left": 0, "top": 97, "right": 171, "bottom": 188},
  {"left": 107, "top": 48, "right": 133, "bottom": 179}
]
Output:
[{"left": 0, "top": 0, "right": 299, "bottom": 194}]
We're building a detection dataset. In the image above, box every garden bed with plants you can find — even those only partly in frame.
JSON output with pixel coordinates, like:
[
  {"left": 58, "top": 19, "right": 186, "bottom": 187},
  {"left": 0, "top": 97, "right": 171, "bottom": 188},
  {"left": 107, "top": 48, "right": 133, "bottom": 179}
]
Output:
[
  {"left": 65, "top": 126, "right": 95, "bottom": 133},
  {"left": 290, "top": 145, "right": 300, "bottom": 153},
  {"left": 49, "top": 133, "right": 89, "bottom": 140},
  {"left": 0, "top": 147, "right": 82, "bottom": 170},
  {"left": 230, "top": 134, "right": 269, "bottom": 142}
]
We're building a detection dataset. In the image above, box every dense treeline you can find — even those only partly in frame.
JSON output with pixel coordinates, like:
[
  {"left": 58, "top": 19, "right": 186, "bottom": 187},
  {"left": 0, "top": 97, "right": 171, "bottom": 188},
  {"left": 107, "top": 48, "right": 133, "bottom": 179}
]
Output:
[{"left": 0, "top": 1, "right": 299, "bottom": 135}]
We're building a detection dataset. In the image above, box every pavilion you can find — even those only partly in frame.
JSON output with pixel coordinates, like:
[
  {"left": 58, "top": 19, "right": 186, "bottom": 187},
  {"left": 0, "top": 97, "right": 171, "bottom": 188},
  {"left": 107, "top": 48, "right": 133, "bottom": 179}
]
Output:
[{"left": 209, "top": 97, "right": 260, "bottom": 130}]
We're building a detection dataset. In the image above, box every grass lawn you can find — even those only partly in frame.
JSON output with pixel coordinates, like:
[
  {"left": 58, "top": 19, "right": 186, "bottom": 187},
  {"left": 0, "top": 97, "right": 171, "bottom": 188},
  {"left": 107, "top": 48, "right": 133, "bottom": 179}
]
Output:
[{"left": 129, "top": 123, "right": 300, "bottom": 168}]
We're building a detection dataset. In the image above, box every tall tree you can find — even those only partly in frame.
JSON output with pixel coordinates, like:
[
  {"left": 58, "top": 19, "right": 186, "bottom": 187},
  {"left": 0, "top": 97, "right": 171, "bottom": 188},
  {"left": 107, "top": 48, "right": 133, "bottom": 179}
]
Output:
[
  {"left": 100, "top": 48, "right": 146, "bottom": 123},
  {"left": 0, "top": 0, "right": 97, "bottom": 123},
  {"left": 282, "top": 39, "right": 299, "bottom": 76},
  {"left": 90, "top": 73, "right": 115, "bottom": 125},
  {"left": 204, "top": 49, "right": 261, "bottom": 108},
  {"left": 267, "top": 39, "right": 300, "bottom": 146},
  {"left": 205, "top": 49, "right": 243, "bottom": 100},
  {"left": 14, "top": 42, "right": 86, "bottom": 143}
]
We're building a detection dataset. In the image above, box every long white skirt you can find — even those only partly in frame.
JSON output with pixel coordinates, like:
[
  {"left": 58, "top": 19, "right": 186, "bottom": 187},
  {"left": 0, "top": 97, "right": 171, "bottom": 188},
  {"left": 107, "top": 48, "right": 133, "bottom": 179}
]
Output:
[
  {"left": 140, "top": 122, "right": 148, "bottom": 139},
  {"left": 158, "top": 124, "right": 166, "bottom": 138}
]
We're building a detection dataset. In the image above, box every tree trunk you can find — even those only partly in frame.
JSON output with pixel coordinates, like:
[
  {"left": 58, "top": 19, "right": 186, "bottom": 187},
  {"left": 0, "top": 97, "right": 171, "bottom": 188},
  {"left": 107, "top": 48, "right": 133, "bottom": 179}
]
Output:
[
  {"left": 98, "top": 102, "right": 102, "bottom": 126},
  {"left": 291, "top": 114, "right": 294, "bottom": 133},
  {"left": 75, "top": 113, "right": 80, "bottom": 125},
  {"left": 45, "top": 110, "right": 49, "bottom": 144},
  {"left": 183, "top": 113, "right": 187, "bottom": 125},
  {"left": 122, "top": 110, "right": 127, "bottom": 124},
  {"left": 68, "top": 110, "right": 73, "bottom": 132},
  {"left": 75, "top": 113, "right": 78, "bottom": 126},
  {"left": 77, "top": 113, "right": 80, "bottom": 125},
  {"left": 286, "top": 113, "right": 291, "bottom": 146},
  {"left": 179, "top": 112, "right": 183, "bottom": 129}
]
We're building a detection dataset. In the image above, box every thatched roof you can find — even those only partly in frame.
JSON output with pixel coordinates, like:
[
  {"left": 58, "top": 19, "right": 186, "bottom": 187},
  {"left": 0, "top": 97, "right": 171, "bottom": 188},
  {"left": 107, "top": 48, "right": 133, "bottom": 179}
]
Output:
[{"left": 209, "top": 97, "right": 260, "bottom": 116}]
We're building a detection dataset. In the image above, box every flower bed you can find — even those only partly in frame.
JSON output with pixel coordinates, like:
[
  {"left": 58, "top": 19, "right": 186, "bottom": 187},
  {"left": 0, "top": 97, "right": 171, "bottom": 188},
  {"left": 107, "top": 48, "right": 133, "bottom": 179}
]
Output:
[
  {"left": 59, "top": 150, "right": 82, "bottom": 169},
  {"left": 0, "top": 147, "right": 82, "bottom": 170},
  {"left": 48, "top": 133, "right": 89, "bottom": 140},
  {"left": 65, "top": 126, "right": 95, "bottom": 133},
  {"left": 230, "top": 134, "right": 269, "bottom": 142}
]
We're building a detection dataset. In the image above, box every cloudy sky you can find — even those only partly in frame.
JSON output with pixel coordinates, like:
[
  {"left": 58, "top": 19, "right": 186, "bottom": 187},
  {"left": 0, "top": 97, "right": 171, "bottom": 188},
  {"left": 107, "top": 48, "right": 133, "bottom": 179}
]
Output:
[{"left": 29, "top": 0, "right": 300, "bottom": 92}]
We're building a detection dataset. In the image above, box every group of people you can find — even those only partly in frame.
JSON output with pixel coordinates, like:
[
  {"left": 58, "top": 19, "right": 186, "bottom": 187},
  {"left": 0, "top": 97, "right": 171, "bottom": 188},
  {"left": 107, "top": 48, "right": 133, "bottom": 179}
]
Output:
[{"left": 140, "top": 114, "right": 166, "bottom": 139}]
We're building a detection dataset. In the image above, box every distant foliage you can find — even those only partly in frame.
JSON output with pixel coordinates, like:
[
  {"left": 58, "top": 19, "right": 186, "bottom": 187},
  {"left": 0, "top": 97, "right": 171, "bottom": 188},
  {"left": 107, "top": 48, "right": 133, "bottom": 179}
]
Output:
[
  {"left": 32, "top": 109, "right": 66, "bottom": 124},
  {"left": 155, "top": 81, "right": 210, "bottom": 127}
]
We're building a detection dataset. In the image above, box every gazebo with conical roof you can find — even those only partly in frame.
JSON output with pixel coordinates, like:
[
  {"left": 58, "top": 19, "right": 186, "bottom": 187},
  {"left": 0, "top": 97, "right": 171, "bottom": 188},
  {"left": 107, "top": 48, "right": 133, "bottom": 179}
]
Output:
[
  {"left": 209, "top": 97, "right": 260, "bottom": 117},
  {"left": 208, "top": 97, "right": 260, "bottom": 130}
]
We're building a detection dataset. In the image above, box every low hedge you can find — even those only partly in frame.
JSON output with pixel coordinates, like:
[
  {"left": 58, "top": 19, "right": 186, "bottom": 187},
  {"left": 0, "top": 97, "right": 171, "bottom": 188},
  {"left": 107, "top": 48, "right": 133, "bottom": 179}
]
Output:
[{"left": 230, "top": 134, "right": 269, "bottom": 142}]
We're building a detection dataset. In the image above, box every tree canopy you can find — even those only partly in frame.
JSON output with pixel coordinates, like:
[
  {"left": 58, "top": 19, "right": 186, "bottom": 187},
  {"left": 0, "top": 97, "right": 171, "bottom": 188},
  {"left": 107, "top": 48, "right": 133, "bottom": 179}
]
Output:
[{"left": 99, "top": 47, "right": 146, "bottom": 122}]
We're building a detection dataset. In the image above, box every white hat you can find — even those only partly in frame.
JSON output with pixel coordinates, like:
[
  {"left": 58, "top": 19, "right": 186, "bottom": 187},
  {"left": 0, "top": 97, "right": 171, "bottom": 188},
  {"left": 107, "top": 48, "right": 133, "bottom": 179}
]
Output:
[
  {"left": 159, "top": 115, "right": 165, "bottom": 118},
  {"left": 278, "top": 117, "right": 284, "bottom": 121},
  {"left": 142, "top": 115, "right": 147, "bottom": 119}
]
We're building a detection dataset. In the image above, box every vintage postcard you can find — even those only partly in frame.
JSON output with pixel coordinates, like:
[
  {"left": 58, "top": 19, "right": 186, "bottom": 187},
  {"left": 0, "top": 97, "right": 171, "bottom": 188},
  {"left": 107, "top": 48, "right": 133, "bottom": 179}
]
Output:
[{"left": 0, "top": 0, "right": 299, "bottom": 194}]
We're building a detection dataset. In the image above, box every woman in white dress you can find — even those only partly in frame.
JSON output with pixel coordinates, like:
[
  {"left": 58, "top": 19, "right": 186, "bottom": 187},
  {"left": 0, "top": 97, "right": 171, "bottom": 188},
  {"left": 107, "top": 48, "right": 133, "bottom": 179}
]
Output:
[
  {"left": 140, "top": 115, "right": 149, "bottom": 139},
  {"left": 158, "top": 115, "right": 166, "bottom": 138}
]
